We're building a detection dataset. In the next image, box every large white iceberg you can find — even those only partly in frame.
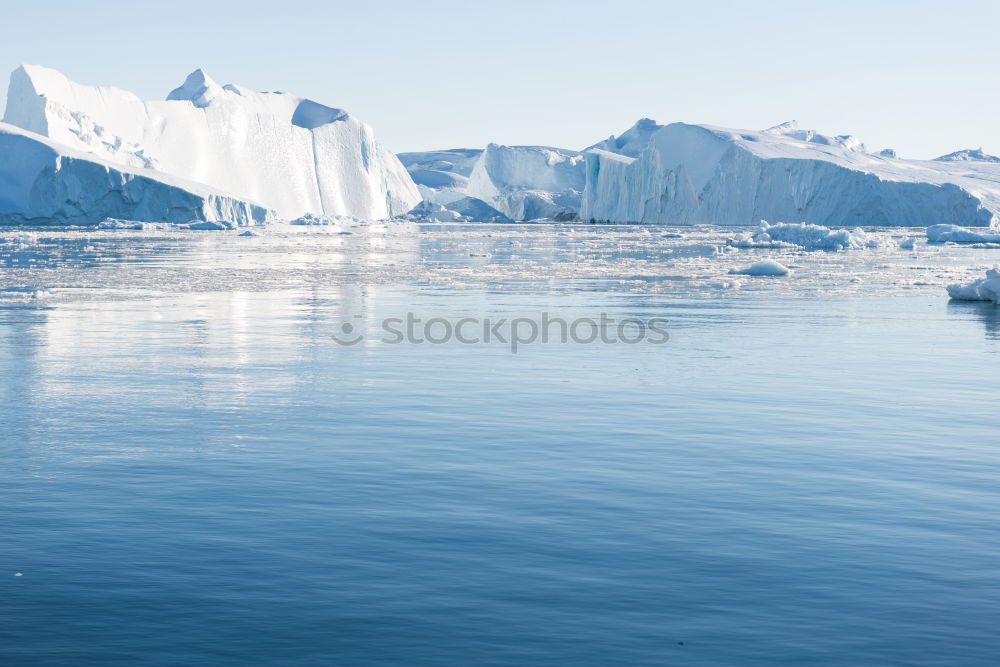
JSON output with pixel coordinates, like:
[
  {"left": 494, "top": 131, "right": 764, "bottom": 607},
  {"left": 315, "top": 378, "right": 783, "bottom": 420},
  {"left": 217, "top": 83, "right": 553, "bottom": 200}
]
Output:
[
  {"left": 581, "top": 120, "right": 1000, "bottom": 226},
  {"left": 0, "top": 122, "right": 271, "bottom": 225},
  {"left": 3, "top": 65, "right": 420, "bottom": 221}
]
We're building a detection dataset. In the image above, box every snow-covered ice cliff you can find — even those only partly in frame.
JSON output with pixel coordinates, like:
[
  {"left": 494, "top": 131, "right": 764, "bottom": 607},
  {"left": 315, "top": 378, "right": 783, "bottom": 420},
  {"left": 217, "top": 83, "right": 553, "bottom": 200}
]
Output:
[
  {"left": 3, "top": 65, "right": 420, "bottom": 221},
  {"left": 0, "top": 122, "right": 271, "bottom": 225},
  {"left": 581, "top": 120, "right": 1000, "bottom": 226}
]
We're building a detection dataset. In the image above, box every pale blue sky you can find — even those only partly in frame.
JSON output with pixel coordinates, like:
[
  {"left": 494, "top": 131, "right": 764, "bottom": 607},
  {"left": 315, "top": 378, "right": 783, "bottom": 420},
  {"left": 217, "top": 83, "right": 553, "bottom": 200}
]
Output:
[{"left": 1, "top": 0, "right": 997, "bottom": 158}]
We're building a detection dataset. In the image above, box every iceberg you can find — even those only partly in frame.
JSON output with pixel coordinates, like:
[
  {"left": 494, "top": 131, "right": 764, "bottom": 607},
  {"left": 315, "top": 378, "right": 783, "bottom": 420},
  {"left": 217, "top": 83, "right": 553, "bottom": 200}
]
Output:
[
  {"left": 947, "top": 269, "right": 1000, "bottom": 303},
  {"left": 401, "top": 197, "right": 512, "bottom": 223},
  {"left": 402, "top": 143, "right": 585, "bottom": 221},
  {"left": 926, "top": 224, "right": 1000, "bottom": 244},
  {"left": 0, "top": 122, "right": 271, "bottom": 225},
  {"left": 397, "top": 149, "right": 483, "bottom": 201},
  {"left": 465, "top": 144, "right": 585, "bottom": 220},
  {"left": 396, "top": 148, "right": 521, "bottom": 221},
  {"left": 581, "top": 120, "right": 1000, "bottom": 226},
  {"left": 2, "top": 65, "right": 420, "bottom": 221}
]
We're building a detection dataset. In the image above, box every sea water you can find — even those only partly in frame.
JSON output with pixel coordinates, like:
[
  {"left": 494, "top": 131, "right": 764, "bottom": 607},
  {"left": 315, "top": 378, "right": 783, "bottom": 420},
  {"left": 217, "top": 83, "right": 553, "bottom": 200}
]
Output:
[{"left": 1, "top": 224, "right": 998, "bottom": 665}]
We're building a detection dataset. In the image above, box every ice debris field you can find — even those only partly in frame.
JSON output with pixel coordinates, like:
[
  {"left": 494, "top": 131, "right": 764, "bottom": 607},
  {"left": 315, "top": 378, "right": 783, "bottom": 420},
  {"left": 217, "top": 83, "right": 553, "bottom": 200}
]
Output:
[{"left": 3, "top": 220, "right": 1000, "bottom": 308}]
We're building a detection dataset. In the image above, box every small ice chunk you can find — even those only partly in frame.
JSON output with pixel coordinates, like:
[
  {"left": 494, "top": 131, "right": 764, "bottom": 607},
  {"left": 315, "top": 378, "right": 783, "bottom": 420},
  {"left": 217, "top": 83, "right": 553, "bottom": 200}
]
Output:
[
  {"left": 729, "top": 260, "right": 791, "bottom": 276},
  {"left": 899, "top": 237, "right": 916, "bottom": 250},
  {"left": 947, "top": 268, "right": 1000, "bottom": 303}
]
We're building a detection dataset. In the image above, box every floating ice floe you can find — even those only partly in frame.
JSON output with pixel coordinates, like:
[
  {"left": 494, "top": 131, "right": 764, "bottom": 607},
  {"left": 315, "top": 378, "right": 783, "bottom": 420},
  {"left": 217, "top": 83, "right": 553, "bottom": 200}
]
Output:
[
  {"left": 178, "top": 221, "right": 235, "bottom": 231},
  {"left": 98, "top": 218, "right": 157, "bottom": 230},
  {"left": 287, "top": 214, "right": 362, "bottom": 226},
  {"left": 728, "top": 221, "right": 883, "bottom": 251},
  {"left": 946, "top": 268, "right": 1000, "bottom": 303},
  {"left": 926, "top": 224, "right": 1000, "bottom": 244},
  {"left": 729, "top": 260, "right": 791, "bottom": 276},
  {"left": 99, "top": 218, "right": 246, "bottom": 231}
]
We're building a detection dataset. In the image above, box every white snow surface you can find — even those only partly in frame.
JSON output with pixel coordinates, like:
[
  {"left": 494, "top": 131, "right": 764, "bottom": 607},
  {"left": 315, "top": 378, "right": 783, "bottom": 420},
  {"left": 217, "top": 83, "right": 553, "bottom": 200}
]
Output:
[
  {"left": 947, "top": 268, "right": 1000, "bottom": 303},
  {"left": 581, "top": 120, "right": 1000, "bottom": 227},
  {"left": 3, "top": 65, "right": 420, "bottom": 221},
  {"left": 0, "top": 122, "right": 272, "bottom": 225}
]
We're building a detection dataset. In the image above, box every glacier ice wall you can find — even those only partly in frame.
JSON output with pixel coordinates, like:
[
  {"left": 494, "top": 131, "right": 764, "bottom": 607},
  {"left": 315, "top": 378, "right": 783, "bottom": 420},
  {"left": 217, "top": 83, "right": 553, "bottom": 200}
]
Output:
[
  {"left": 581, "top": 121, "right": 1000, "bottom": 226},
  {"left": 3, "top": 65, "right": 420, "bottom": 221},
  {"left": 0, "top": 123, "right": 272, "bottom": 225}
]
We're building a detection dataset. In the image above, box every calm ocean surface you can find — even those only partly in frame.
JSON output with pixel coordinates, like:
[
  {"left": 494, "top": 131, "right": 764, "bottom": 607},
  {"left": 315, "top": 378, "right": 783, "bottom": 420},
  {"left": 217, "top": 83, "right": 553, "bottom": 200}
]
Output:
[{"left": 1, "top": 225, "right": 999, "bottom": 665}]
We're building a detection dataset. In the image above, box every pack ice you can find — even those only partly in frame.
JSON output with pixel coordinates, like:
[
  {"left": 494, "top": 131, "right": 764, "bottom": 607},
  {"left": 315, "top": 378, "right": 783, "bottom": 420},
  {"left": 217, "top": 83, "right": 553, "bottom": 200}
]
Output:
[
  {"left": 2, "top": 65, "right": 419, "bottom": 223},
  {"left": 581, "top": 120, "right": 1000, "bottom": 226}
]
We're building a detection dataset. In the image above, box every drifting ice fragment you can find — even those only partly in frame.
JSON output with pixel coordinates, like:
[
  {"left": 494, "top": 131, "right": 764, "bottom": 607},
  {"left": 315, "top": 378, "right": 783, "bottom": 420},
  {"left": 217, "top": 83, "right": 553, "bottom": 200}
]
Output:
[
  {"left": 729, "top": 260, "right": 791, "bottom": 277},
  {"left": 947, "top": 268, "right": 1000, "bottom": 303}
]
